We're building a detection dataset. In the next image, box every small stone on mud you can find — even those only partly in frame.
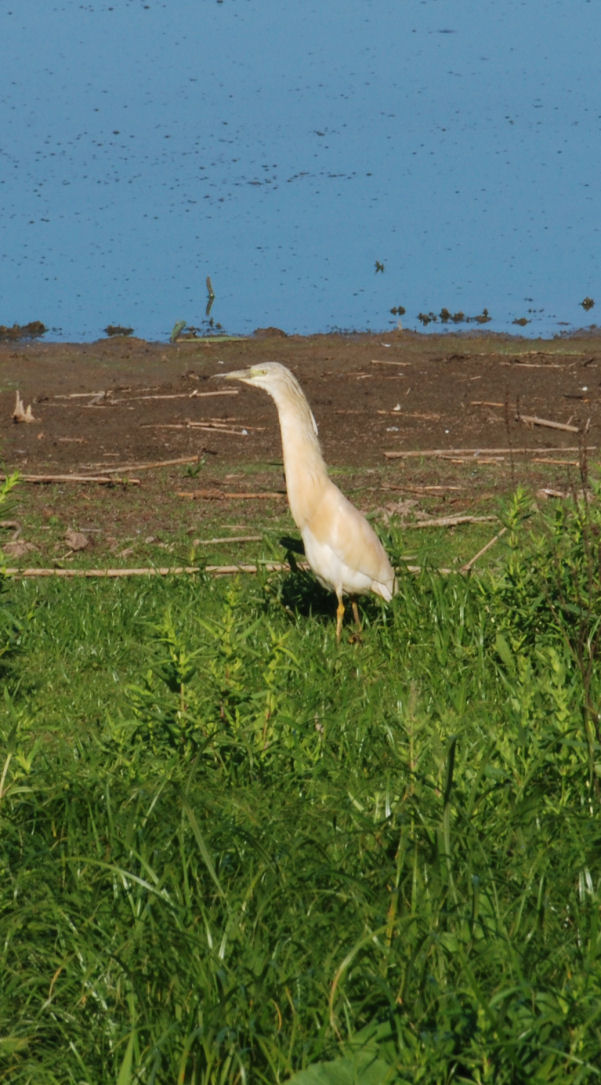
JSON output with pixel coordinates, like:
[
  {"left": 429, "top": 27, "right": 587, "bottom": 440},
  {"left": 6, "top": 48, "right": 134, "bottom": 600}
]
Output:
[
  {"left": 3, "top": 539, "right": 38, "bottom": 557},
  {"left": 64, "top": 528, "right": 90, "bottom": 551}
]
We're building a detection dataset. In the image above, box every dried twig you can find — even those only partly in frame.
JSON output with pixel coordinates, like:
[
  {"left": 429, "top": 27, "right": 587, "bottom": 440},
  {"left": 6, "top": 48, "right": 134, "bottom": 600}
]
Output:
[
  {"left": 3, "top": 566, "right": 204, "bottom": 579},
  {"left": 515, "top": 412, "right": 580, "bottom": 433},
  {"left": 411, "top": 514, "right": 497, "bottom": 529},
  {"left": 377, "top": 410, "right": 441, "bottom": 420},
  {"left": 195, "top": 534, "right": 262, "bottom": 545},
  {"left": 4, "top": 560, "right": 462, "bottom": 580},
  {"left": 82, "top": 456, "right": 201, "bottom": 474},
  {"left": 538, "top": 486, "right": 590, "bottom": 500},
  {"left": 500, "top": 361, "right": 564, "bottom": 368},
  {"left": 370, "top": 359, "right": 410, "bottom": 367},
  {"left": 461, "top": 526, "right": 508, "bottom": 574},
  {"left": 0, "top": 472, "right": 139, "bottom": 485},
  {"left": 187, "top": 420, "right": 263, "bottom": 430},
  {"left": 533, "top": 457, "right": 580, "bottom": 466},
  {"left": 384, "top": 483, "right": 464, "bottom": 493},
  {"left": 439, "top": 456, "right": 508, "bottom": 464},
  {"left": 176, "top": 489, "right": 285, "bottom": 500},
  {"left": 46, "top": 389, "right": 240, "bottom": 405},
  {"left": 383, "top": 445, "right": 596, "bottom": 459},
  {"left": 3, "top": 562, "right": 304, "bottom": 579},
  {"left": 55, "top": 391, "right": 108, "bottom": 399},
  {"left": 143, "top": 423, "right": 251, "bottom": 437},
  {"left": 113, "top": 389, "right": 239, "bottom": 403}
]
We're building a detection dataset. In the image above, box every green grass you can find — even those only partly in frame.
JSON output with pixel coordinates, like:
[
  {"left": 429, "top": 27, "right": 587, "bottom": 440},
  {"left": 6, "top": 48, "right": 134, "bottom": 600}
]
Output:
[{"left": 2, "top": 486, "right": 601, "bottom": 1082}]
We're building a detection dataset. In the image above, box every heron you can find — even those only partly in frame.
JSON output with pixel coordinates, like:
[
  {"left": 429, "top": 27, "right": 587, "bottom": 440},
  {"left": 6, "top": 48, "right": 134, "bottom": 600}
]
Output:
[{"left": 219, "top": 362, "right": 396, "bottom": 640}]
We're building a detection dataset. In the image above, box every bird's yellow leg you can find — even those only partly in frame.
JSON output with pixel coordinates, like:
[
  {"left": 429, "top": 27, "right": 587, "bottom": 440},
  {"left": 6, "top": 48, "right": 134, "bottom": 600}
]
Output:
[
  {"left": 351, "top": 599, "right": 361, "bottom": 632},
  {"left": 336, "top": 597, "right": 345, "bottom": 642}
]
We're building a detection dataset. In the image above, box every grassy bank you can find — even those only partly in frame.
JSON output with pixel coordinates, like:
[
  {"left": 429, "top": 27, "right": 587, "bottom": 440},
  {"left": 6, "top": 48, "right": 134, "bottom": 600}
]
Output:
[{"left": 2, "top": 488, "right": 601, "bottom": 1083}]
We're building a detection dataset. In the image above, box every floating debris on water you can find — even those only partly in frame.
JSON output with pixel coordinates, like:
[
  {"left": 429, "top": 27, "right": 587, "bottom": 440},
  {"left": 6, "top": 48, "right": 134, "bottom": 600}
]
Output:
[
  {"left": 416, "top": 307, "right": 491, "bottom": 327},
  {"left": 0, "top": 321, "right": 46, "bottom": 341},
  {"left": 104, "top": 325, "right": 134, "bottom": 337}
]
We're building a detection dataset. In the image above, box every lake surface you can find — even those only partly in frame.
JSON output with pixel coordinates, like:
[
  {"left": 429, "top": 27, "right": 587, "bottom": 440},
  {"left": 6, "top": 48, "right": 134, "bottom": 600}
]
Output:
[{"left": 3, "top": 0, "right": 600, "bottom": 342}]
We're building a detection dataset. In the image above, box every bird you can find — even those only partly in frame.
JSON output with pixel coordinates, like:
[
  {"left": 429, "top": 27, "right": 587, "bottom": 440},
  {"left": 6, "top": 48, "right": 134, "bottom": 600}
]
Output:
[{"left": 218, "top": 362, "right": 396, "bottom": 641}]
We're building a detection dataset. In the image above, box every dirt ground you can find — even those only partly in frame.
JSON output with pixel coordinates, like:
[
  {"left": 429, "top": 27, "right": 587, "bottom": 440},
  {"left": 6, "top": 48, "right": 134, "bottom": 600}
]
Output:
[{"left": 1, "top": 328, "right": 600, "bottom": 564}]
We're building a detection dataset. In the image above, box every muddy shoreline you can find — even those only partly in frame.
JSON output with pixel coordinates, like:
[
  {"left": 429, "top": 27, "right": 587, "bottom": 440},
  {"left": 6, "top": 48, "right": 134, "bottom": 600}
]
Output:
[{"left": 1, "top": 329, "right": 599, "bottom": 562}]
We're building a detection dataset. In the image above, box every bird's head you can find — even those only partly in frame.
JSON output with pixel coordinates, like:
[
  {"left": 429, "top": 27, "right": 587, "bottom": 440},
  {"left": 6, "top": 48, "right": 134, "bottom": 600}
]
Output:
[
  {"left": 217, "top": 362, "right": 293, "bottom": 394},
  {"left": 216, "top": 362, "right": 319, "bottom": 437}
]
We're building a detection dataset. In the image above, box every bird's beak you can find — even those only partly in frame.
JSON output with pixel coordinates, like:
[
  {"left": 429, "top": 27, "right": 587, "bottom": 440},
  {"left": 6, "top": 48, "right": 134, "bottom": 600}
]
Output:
[{"left": 214, "top": 367, "right": 253, "bottom": 383}]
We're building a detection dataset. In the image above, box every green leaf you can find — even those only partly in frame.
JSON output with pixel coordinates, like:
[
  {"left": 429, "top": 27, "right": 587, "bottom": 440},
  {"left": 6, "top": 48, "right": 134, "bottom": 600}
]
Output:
[
  {"left": 286, "top": 1051, "right": 393, "bottom": 1085},
  {"left": 116, "top": 1029, "right": 135, "bottom": 1085},
  {"left": 494, "top": 632, "right": 514, "bottom": 671}
]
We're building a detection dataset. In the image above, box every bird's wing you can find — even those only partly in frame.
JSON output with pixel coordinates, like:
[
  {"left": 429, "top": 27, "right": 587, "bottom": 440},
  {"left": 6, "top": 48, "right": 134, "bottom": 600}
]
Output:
[{"left": 304, "top": 480, "right": 394, "bottom": 596}]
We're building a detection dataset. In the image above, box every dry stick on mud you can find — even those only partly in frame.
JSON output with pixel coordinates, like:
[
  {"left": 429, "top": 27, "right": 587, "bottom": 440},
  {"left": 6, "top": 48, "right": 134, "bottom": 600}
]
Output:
[
  {"left": 0, "top": 472, "right": 141, "bottom": 485},
  {"left": 45, "top": 389, "right": 239, "bottom": 406},
  {"left": 176, "top": 489, "right": 286, "bottom": 500},
  {"left": 515, "top": 412, "right": 580, "bottom": 433},
  {"left": 81, "top": 456, "right": 201, "bottom": 474},
  {"left": 534, "top": 457, "right": 581, "bottom": 466},
  {"left": 144, "top": 423, "right": 255, "bottom": 437},
  {"left": 499, "top": 361, "right": 565, "bottom": 368},
  {"left": 383, "top": 445, "right": 596, "bottom": 459},
  {"left": 473, "top": 400, "right": 583, "bottom": 434},
  {"left": 110, "top": 390, "right": 240, "bottom": 403},
  {"left": 370, "top": 359, "right": 411, "bottom": 367}
]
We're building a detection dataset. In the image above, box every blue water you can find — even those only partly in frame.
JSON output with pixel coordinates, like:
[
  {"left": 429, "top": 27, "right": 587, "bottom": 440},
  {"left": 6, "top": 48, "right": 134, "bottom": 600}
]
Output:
[{"left": 2, "top": 0, "right": 600, "bottom": 341}]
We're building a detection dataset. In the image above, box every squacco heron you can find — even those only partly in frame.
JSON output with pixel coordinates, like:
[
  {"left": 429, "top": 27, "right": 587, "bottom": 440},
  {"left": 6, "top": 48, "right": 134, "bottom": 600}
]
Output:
[{"left": 220, "top": 362, "right": 396, "bottom": 640}]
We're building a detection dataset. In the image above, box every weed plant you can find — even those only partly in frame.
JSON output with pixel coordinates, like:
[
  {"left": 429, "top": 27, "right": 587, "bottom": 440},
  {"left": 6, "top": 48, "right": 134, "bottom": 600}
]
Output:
[
  {"left": 0, "top": 474, "right": 22, "bottom": 674},
  {"left": 2, "top": 491, "right": 601, "bottom": 1082}
]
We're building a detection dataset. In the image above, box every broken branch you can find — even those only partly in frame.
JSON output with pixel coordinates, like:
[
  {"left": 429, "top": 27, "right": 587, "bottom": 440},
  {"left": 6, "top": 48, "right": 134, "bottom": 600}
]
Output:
[
  {"left": 515, "top": 412, "right": 580, "bottom": 433},
  {"left": 461, "top": 526, "right": 508, "bottom": 574}
]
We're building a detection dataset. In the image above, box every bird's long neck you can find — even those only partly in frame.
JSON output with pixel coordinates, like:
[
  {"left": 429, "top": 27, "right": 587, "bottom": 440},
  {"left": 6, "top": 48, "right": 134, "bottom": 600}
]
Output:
[{"left": 269, "top": 387, "right": 329, "bottom": 529}]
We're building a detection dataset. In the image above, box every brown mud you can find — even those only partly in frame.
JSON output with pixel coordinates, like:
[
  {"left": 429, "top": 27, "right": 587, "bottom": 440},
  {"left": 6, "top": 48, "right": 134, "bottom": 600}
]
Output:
[{"left": 1, "top": 329, "right": 600, "bottom": 564}]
